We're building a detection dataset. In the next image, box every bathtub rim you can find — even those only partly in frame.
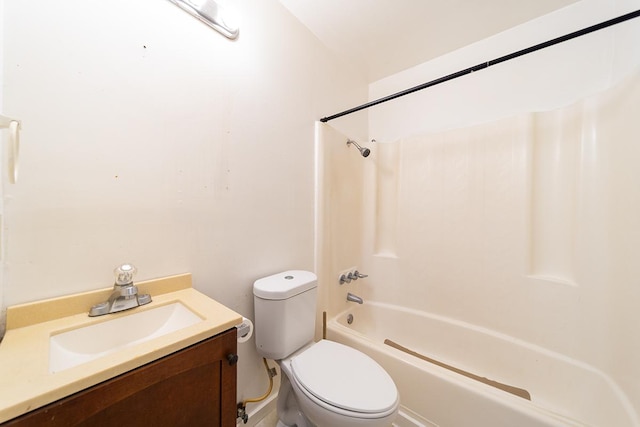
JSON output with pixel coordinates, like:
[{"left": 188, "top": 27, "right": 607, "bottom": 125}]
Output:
[{"left": 327, "top": 300, "right": 639, "bottom": 427}]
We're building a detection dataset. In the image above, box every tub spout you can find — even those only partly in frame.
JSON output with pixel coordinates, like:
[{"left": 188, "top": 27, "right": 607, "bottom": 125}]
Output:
[{"left": 347, "top": 292, "right": 363, "bottom": 304}]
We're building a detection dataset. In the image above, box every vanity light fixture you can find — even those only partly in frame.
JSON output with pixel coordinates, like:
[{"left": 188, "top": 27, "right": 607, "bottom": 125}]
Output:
[{"left": 168, "top": 0, "right": 239, "bottom": 40}]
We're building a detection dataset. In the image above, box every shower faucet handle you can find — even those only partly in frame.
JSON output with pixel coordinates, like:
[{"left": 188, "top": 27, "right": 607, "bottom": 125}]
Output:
[
  {"left": 339, "top": 269, "right": 368, "bottom": 284},
  {"left": 339, "top": 274, "right": 352, "bottom": 285},
  {"left": 353, "top": 270, "right": 368, "bottom": 280}
]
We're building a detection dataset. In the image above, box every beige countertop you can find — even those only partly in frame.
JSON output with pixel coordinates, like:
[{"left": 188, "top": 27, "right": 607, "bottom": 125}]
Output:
[{"left": 0, "top": 273, "right": 242, "bottom": 423}]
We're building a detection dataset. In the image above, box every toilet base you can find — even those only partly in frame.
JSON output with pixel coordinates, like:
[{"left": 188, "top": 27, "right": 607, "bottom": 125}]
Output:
[{"left": 277, "top": 372, "right": 314, "bottom": 427}]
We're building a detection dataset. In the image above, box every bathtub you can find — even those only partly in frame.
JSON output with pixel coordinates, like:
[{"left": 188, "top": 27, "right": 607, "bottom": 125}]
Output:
[{"left": 326, "top": 301, "right": 637, "bottom": 427}]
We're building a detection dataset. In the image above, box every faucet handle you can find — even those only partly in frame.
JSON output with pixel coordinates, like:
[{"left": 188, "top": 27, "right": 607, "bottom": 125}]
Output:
[
  {"left": 138, "top": 293, "right": 152, "bottom": 305},
  {"left": 114, "top": 263, "right": 137, "bottom": 286},
  {"left": 119, "top": 285, "right": 138, "bottom": 297},
  {"left": 353, "top": 270, "right": 368, "bottom": 279}
]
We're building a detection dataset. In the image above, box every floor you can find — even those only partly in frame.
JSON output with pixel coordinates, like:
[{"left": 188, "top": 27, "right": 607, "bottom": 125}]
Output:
[
  {"left": 253, "top": 409, "right": 279, "bottom": 427},
  {"left": 251, "top": 410, "right": 399, "bottom": 427}
]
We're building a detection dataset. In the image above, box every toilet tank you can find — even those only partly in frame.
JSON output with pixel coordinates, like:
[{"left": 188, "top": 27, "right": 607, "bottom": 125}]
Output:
[{"left": 253, "top": 270, "right": 318, "bottom": 360}]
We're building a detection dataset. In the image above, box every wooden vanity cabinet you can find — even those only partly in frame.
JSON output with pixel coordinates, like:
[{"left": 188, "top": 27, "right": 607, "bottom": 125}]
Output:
[{"left": 3, "top": 328, "right": 238, "bottom": 427}]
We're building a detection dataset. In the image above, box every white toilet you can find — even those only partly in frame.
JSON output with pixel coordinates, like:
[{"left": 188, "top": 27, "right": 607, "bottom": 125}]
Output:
[{"left": 253, "top": 270, "right": 399, "bottom": 427}]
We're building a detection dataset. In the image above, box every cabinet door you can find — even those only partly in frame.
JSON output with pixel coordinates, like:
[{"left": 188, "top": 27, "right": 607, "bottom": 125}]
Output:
[{"left": 4, "top": 328, "right": 237, "bottom": 427}]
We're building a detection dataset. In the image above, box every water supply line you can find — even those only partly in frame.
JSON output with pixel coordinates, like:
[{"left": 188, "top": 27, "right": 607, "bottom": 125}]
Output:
[{"left": 237, "top": 357, "right": 277, "bottom": 424}]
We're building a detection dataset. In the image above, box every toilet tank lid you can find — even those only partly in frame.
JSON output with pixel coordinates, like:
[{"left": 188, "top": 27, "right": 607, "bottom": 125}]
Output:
[{"left": 253, "top": 270, "right": 317, "bottom": 300}]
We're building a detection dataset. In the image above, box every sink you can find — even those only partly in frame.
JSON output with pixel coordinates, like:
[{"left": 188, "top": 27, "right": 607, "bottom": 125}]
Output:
[{"left": 49, "top": 302, "right": 203, "bottom": 373}]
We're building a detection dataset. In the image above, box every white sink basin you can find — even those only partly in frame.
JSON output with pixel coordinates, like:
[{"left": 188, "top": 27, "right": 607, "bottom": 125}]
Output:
[{"left": 49, "top": 302, "right": 203, "bottom": 373}]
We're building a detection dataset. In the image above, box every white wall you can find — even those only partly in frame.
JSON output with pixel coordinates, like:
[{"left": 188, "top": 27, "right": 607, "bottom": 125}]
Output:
[
  {"left": 0, "top": 0, "right": 4, "bottom": 334},
  {"left": 369, "top": 0, "right": 640, "bottom": 140},
  {"left": 1, "top": 0, "right": 367, "bottom": 407}
]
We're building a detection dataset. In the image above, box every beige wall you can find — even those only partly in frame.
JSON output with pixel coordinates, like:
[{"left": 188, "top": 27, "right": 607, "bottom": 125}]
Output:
[
  {"left": 0, "top": 0, "right": 366, "bottom": 405},
  {"left": 0, "top": 0, "right": 4, "bottom": 327},
  {"left": 314, "top": 123, "right": 369, "bottom": 340}
]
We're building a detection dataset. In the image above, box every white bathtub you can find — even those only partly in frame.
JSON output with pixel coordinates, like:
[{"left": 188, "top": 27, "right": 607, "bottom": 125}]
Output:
[{"left": 326, "top": 301, "right": 637, "bottom": 427}]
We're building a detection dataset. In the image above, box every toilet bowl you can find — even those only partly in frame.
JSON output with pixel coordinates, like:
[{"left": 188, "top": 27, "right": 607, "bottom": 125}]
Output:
[
  {"left": 253, "top": 271, "right": 399, "bottom": 427},
  {"left": 278, "top": 340, "right": 398, "bottom": 427}
]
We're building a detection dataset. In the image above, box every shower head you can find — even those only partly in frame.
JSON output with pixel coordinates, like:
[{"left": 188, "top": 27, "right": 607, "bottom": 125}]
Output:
[{"left": 347, "top": 139, "right": 371, "bottom": 158}]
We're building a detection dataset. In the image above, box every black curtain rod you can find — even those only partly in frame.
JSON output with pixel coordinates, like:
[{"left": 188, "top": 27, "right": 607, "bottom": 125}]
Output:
[{"left": 320, "top": 9, "right": 640, "bottom": 123}]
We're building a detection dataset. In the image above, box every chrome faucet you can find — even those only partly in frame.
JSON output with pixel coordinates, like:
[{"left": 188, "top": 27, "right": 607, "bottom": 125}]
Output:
[
  {"left": 349, "top": 270, "right": 368, "bottom": 281},
  {"left": 346, "top": 292, "right": 364, "bottom": 304},
  {"left": 89, "top": 264, "right": 152, "bottom": 317},
  {"left": 339, "top": 270, "right": 369, "bottom": 284}
]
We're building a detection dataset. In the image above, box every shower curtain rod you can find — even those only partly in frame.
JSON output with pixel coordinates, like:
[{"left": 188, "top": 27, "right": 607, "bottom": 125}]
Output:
[{"left": 320, "top": 9, "right": 640, "bottom": 123}]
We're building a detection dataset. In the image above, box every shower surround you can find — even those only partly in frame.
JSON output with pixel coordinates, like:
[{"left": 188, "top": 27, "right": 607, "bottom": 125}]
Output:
[
  {"left": 327, "top": 301, "right": 633, "bottom": 426},
  {"left": 316, "top": 71, "right": 640, "bottom": 425}
]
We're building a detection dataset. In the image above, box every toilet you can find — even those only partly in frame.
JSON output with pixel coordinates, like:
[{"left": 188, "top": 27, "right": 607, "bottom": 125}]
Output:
[{"left": 253, "top": 270, "right": 399, "bottom": 427}]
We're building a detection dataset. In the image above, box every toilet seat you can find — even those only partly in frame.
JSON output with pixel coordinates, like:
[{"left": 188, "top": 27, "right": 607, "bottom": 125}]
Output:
[{"left": 290, "top": 340, "right": 398, "bottom": 415}]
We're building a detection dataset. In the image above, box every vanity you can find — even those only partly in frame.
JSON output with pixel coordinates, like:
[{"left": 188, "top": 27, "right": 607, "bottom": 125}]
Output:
[{"left": 0, "top": 274, "right": 242, "bottom": 426}]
